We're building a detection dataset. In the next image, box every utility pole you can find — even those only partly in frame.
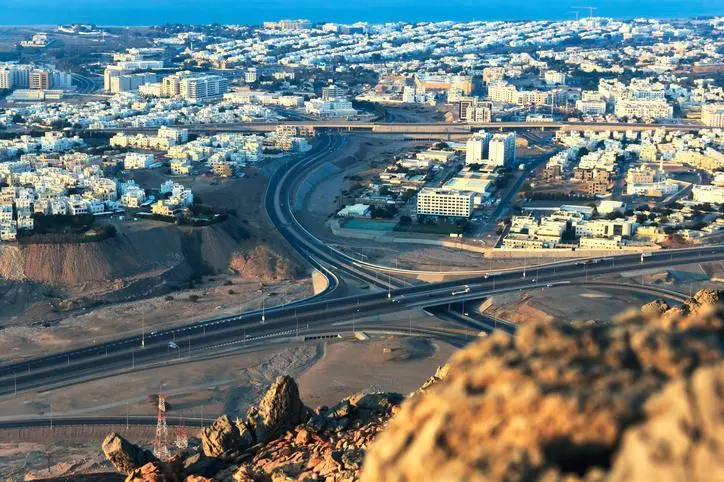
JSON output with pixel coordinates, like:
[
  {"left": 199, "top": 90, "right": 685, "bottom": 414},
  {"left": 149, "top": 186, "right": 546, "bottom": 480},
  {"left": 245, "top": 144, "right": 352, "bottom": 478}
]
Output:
[{"left": 261, "top": 286, "right": 265, "bottom": 323}]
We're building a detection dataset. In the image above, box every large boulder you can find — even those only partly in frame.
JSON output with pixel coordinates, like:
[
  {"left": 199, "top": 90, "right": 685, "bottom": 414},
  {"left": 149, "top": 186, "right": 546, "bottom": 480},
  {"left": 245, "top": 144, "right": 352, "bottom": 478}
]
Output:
[
  {"left": 609, "top": 361, "right": 724, "bottom": 482},
  {"left": 182, "top": 453, "right": 227, "bottom": 478},
  {"left": 124, "top": 461, "right": 178, "bottom": 482},
  {"left": 102, "top": 432, "right": 157, "bottom": 475},
  {"left": 201, "top": 415, "right": 246, "bottom": 457},
  {"left": 250, "top": 375, "right": 307, "bottom": 444},
  {"left": 361, "top": 297, "right": 724, "bottom": 482},
  {"left": 641, "top": 299, "right": 670, "bottom": 317}
]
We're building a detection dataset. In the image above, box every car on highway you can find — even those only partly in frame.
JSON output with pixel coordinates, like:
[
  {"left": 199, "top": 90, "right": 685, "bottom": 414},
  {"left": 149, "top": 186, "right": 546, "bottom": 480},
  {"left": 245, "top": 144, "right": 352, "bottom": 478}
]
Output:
[{"left": 451, "top": 285, "right": 471, "bottom": 296}]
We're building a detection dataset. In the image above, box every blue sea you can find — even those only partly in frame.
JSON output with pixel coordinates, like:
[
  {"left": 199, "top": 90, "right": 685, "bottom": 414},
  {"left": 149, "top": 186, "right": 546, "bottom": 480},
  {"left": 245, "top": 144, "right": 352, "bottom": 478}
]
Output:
[{"left": 0, "top": 0, "right": 721, "bottom": 26}]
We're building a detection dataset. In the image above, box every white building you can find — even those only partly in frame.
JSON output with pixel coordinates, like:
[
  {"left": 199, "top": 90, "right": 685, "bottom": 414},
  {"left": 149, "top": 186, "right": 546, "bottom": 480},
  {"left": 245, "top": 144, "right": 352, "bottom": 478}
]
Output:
[
  {"left": 124, "top": 153, "right": 154, "bottom": 170},
  {"left": 158, "top": 126, "right": 188, "bottom": 144},
  {"left": 626, "top": 181, "right": 679, "bottom": 197},
  {"left": 576, "top": 98, "right": 607, "bottom": 115},
  {"left": 544, "top": 71, "right": 566, "bottom": 86},
  {"left": 337, "top": 203, "right": 371, "bottom": 217},
  {"left": 692, "top": 185, "right": 724, "bottom": 204},
  {"left": 487, "top": 133, "right": 516, "bottom": 168},
  {"left": 574, "top": 219, "right": 635, "bottom": 238},
  {"left": 304, "top": 99, "right": 357, "bottom": 118},
  {"left": 416, "top": 188, "right": 474, "bottom": 218},
  {"left": 179, "top": 74, "right": 229, "bottom": 102},
  {"left": 465, "top": 131, "right": 492, "bottom": 165},
  {"left": 614, "top": 99, "right": 673, "bottom": 120}
]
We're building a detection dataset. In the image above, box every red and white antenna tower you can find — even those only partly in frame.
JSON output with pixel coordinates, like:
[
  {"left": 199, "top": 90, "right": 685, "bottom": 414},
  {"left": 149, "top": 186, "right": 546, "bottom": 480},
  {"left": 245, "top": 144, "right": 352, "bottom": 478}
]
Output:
[
  {"left": 175, "top": 417, "right": 189, "bottom": 450},
  {"left": 153, "top": 392, "right": 170, "bottom": 460}
]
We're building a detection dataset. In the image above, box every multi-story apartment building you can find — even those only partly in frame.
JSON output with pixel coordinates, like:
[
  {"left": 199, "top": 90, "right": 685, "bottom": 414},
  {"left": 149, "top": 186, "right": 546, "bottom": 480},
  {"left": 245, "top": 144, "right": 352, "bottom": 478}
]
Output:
[
  {"left": 245, "top": 68, "right": 257, "bottom": 83},
  {"left": 29, "top": 70, "right": 50, "bottom": 90},
  {"left": 488, "top": 133, "right": 516, "bottom": 167},
  {"left": 702, "top": 104, "right": 724, "bottom": 128},
  {"left": 321, "top": 85, "right": 346, "bottom": 100},
  {"left": 416, "top": 188, "right": 474, "bottom": 218},
  {"left": 614, "top": 99, "right": 673, "bottom": 120},
  {"left": 487, "top": 82, "right": 518, "bottom": 104},
  {"left": 626, "top": 165, "right": 659, "bottom": 184},
  {"left": 178, "top": 74, "right": 229, "bottom": 102},
  {"left": 465, "top": 131, "right": 492, "bottom": 164},
  {"left": 576, "top": 96, "right": 607, "bottom": 115},
  {"left": 544, "top": 71, "right": 566, "bottom": 86},
  {"left": 161, "top": 74, "right": 182, "bottom": 97}
]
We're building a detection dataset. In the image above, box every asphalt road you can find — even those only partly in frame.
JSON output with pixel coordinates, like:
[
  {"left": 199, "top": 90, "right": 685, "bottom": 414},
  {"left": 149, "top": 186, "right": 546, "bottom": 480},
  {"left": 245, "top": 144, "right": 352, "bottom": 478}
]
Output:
[{"left": 0, "top": 245, "right": 721, "bottom": 396}]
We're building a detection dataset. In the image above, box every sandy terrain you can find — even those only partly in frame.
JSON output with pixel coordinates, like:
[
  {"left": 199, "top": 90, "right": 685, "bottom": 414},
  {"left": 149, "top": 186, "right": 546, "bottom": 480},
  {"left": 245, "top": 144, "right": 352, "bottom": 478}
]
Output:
[
  {"left": 484, "top": 262, "right": 724, "bottom": 325},
  {"left": 297, "top": 134, "right": 425, "bottom": 233},
  {"left": 0, "top": 275, "right": 312, "bottom": 363},
  {"left": 298, "top": 337, "right": 455, "bottom": 408}
]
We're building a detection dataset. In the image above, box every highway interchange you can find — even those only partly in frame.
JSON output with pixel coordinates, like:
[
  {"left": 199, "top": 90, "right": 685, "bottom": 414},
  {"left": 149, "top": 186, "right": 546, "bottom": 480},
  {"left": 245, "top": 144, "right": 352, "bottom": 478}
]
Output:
[{"left": 0, "top": 132, "right": 723, "bottom": 420}]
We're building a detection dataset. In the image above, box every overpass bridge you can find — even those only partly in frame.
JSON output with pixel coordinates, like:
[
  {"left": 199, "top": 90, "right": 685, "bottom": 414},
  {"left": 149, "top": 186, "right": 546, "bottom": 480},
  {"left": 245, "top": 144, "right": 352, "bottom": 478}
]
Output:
[{"left": 80, "top": 120, "right": 708, "bottom": 137}]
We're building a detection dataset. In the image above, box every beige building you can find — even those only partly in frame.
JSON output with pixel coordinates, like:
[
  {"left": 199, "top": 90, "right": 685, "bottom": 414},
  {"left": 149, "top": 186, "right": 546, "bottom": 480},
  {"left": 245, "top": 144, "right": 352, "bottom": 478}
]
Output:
[{"left": 701, "top": 104, "right": 724, "bottom": 128}]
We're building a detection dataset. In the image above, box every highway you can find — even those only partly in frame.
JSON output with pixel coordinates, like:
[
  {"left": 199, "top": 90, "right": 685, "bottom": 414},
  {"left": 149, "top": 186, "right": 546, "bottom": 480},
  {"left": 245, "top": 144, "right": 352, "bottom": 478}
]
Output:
[
  {"left": 0, "top": 245, "right": 722, "bottom": 397},
  {"left": 79, "top": 119, "right": 709, "bottom": 137},
  {"left": 0, "top": 134, "right": 723, "bottom": 400}
]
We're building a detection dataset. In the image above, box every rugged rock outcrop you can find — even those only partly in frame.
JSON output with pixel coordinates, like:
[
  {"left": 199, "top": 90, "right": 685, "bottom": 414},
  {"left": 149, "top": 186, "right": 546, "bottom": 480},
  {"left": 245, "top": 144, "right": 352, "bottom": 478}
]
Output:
[
  {"left": 201, "top": 415, "right": 248, "bottom": 458},
  {"left": 102, "top": 433, "right": 157, "bottom": 475},
  {"left": 200, "top": 376, "right": 306, "bottom": 458},
  {"left": 247, "top": 375, "right": 307, "bottom": 444},
  {"left": 124, "top": 460, "right": 178, "bottom": 482},
  {"left": 214, "top": 391, "right": 403, "bottom": 482},
  {"left": 360, "top": 290, "right": 724, "bottom": 482},
  {"left": 609, "top": 361, "right": 724, "bottom": 482},
  {"left": 640, "top": 299, "right": 670, "bottom": 317}
]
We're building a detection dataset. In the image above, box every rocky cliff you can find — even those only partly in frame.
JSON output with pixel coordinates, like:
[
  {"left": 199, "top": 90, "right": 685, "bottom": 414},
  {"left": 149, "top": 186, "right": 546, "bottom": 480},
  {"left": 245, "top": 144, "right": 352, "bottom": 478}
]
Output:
[{"left": 102, "top": 289, "right": 724, "bottom": 482}]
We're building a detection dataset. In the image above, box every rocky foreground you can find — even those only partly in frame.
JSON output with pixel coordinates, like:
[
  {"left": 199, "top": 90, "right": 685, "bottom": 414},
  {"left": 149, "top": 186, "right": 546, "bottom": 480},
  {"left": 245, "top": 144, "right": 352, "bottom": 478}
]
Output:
[{"left": 103, "top": 289, "right": 724, "bottom": 482}]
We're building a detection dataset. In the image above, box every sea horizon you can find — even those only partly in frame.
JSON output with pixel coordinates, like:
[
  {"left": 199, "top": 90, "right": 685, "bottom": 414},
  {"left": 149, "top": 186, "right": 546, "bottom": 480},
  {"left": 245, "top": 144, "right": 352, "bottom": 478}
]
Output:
[{"left": 0, "top": 0, "right": 722, "bottom": 27}]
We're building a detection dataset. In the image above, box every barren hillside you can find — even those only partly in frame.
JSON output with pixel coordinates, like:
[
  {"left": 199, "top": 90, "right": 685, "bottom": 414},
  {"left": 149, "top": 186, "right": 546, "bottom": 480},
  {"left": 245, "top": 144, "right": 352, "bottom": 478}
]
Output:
[{"left": 0, "top": 173, "right": 304, "bottom": 323}]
